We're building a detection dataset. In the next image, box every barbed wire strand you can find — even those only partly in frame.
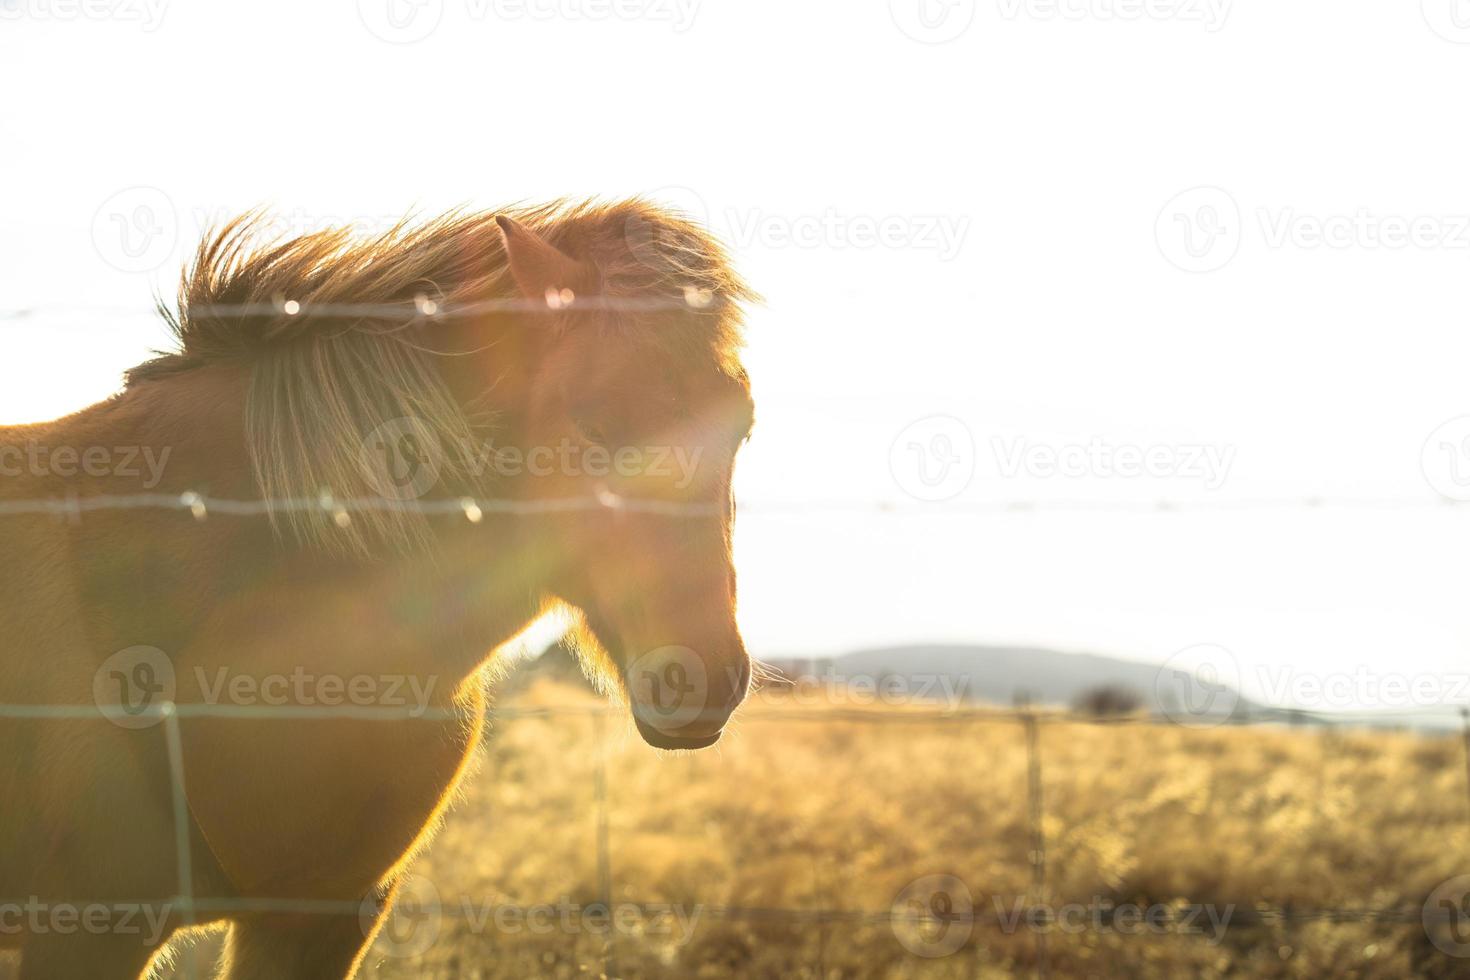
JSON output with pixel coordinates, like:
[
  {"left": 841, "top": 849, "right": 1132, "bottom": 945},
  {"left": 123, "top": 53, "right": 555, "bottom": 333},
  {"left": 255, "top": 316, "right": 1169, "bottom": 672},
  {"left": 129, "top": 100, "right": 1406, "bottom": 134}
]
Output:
[
  {"left": 1, "top": 490, "right": 1469, "bottom": 523},
  {"left": 0, "top": 295, "right": 721, "bottom": 325},
  {"left": 0, "top": 896, "right": 1444, "bottom": 928},
  {"left": 5, "top": 299, "right": 1470, "bottom": 520},
  {"left": 2, "top": 701, "right": 1467, "bottom": 728}
]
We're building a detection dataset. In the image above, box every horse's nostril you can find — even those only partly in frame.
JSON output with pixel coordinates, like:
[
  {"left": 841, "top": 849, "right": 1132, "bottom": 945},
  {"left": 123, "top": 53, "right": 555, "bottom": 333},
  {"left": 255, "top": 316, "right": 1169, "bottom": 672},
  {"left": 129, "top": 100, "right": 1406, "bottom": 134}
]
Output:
[
  {"left": 736, "top": 659, "right": 753, "bottom": 699},
  {"left": 727, "top": 674, "right": 749, "bottom": 709}
]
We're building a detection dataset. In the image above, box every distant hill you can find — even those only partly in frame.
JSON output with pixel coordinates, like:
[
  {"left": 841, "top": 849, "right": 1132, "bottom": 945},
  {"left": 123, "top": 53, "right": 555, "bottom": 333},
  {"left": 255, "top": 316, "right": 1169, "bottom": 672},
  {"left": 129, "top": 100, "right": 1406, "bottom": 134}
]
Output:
[
  {"left": 766, "top": 643, "right": 1224, "bottom": 714},
  {"left": 506, "top": 641, "right": 1464, "bottom": 732},
  {"left": 764, "top": 646, "right": 1464, "bottom": 731},
  {"left": 764, "top": 644, "right": 1465, "bottom": 731}
]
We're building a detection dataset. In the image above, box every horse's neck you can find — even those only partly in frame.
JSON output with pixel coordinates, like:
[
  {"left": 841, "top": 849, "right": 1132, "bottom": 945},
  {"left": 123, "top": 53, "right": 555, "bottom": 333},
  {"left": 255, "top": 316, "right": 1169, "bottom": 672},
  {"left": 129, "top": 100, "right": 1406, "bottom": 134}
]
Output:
[
  {"left": 0, "top": 367, "right": 544, "bottom": 691},
  {"left": 2, "top": 365, "right": 255, "bottom": 496}
]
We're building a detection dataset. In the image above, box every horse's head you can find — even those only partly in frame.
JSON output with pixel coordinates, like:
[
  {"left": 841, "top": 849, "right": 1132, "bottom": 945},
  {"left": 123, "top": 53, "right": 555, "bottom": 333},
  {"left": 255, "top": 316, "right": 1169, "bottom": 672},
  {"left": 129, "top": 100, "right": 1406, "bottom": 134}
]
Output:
[
  {"left": 127, "top": 202, "right": 756, "bottom": 747},
  {"left": 472, "top": 210, "right": 756, "bottom": 749}
]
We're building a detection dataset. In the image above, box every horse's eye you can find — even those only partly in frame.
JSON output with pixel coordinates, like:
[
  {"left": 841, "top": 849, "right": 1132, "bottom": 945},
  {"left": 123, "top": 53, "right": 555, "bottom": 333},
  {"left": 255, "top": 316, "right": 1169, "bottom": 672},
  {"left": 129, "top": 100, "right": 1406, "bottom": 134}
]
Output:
[{"left": 574, "top": 417, "right": 608, "bottom": 446}]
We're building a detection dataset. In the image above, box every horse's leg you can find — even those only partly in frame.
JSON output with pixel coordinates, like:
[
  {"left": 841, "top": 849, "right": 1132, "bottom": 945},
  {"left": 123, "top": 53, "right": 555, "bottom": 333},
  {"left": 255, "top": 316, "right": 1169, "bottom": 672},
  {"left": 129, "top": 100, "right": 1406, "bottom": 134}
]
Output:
[
  {"left": 215, "top": 882, "right": 397, "bottom": 980},
  {"left": 17, "top": 932, "right": 162, "bottom": 980}
]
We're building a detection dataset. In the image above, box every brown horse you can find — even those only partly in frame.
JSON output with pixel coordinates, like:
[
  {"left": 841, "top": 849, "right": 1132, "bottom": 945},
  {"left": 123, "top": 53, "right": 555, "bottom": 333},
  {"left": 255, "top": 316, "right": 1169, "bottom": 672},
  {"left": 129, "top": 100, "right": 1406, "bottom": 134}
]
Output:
[{"left": 0, "top": 201, "right": 758, "bottom": 978}]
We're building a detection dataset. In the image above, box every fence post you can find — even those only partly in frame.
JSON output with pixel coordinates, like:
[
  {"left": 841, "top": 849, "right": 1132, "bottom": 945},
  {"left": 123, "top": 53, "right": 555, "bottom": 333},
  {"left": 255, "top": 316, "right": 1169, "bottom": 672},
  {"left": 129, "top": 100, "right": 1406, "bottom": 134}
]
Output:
[
  {"left": 1020, "top": 705, "right": 1049, "bottom": 980},
  {"left": 160, "top": 702, "right": 201, "bottom": 980},
  {"left": 1461, "top": 709, "right": 1470, "bottom": 832},
  {"left": 591, "top": 711, "right": 615, "bottom": 979}
]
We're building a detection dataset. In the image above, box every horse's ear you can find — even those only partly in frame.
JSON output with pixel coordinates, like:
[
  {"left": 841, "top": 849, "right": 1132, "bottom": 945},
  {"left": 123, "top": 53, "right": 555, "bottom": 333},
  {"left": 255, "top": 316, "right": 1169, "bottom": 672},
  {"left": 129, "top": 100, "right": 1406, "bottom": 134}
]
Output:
[{"left": 496, "top": 215, "right": 598, "bottom": 305}]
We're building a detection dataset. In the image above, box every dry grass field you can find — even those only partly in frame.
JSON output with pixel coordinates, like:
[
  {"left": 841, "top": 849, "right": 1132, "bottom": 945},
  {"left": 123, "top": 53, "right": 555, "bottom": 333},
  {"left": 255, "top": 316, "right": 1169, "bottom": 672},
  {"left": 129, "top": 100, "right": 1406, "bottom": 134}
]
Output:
[
  {"left": 327, "top": 679, "right": 1470, "bottom": 979},
  {"left": 39, "top": 677, "right": 1451, "bottom": 979}
]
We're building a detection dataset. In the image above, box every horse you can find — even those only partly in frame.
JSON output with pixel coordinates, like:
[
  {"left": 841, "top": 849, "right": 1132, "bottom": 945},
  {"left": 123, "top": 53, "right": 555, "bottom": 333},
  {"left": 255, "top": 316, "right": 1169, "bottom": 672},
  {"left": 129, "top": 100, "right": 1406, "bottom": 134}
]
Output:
[{"left": 0, "top": 200, "right": 759, "bottom": 978}]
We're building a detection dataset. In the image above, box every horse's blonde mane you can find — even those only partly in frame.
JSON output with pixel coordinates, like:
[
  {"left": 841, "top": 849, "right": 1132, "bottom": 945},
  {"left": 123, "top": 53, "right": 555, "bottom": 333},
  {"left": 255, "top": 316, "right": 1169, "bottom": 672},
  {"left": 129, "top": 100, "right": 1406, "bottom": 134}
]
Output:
[{"left": 128, "top": 199, "right": 755, "bottom": 556}]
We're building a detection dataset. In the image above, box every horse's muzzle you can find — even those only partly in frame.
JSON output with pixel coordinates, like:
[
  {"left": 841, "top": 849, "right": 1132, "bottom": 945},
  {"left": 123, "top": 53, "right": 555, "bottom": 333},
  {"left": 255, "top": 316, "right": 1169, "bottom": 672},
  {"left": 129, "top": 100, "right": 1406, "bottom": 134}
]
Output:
[
  {"left": 632, "top": 715, "right": 725, "bottom": 750},
  {"left": 625, "top": 645, "right": 749, "bottom": 750}
]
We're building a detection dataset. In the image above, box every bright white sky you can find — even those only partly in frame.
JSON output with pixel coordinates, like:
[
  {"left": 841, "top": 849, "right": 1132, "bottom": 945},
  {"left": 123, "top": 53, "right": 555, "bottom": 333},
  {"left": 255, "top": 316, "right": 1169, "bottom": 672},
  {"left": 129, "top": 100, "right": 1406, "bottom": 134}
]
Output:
[{"left": 4, "top": 1, "right": 1470, "bottom": 710}]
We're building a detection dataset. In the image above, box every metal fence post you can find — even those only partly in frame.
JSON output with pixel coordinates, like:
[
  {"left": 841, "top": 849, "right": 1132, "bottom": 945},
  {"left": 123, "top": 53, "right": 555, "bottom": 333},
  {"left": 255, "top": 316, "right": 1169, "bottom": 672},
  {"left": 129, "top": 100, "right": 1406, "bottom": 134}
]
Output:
[
  {"left": 160, "top": 703, "right": 201, "bottom": 980},
  {"left": 1461, "top": 708, "right": 1470, "bottom": 832},
  {"left": 1021, "top": 708, "right": 1049, "bottom": 980},
  {"left": 591, "top": 711, "right": 615, "bottom": 979}
]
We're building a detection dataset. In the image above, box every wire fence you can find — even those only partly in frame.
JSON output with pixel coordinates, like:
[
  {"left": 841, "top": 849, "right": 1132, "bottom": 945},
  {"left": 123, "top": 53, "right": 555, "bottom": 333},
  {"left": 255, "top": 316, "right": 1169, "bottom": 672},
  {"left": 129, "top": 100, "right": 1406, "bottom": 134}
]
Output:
[
  {"left": 2, "top": 696, "right": 1468, "bottom": 978},
  {"left": 3, "top": 496, "right": 1470, "bottom": 977},
  {"left": 5, "top": 297, "right": 1470, "bottom": 974},
  {"left": 7, "top": 298, "right": 1470, "bottom": 522},
  {"left": 4, "top": 488, "right": 1470, "bottom": 523}
]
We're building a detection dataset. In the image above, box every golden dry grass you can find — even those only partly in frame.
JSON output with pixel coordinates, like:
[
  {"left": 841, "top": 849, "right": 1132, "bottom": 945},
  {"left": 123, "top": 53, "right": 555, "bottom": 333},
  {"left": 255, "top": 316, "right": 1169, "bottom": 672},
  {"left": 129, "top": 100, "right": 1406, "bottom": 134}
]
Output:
[{"left": 350, "top": 680, "right": 1470, "bottom": 979}]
